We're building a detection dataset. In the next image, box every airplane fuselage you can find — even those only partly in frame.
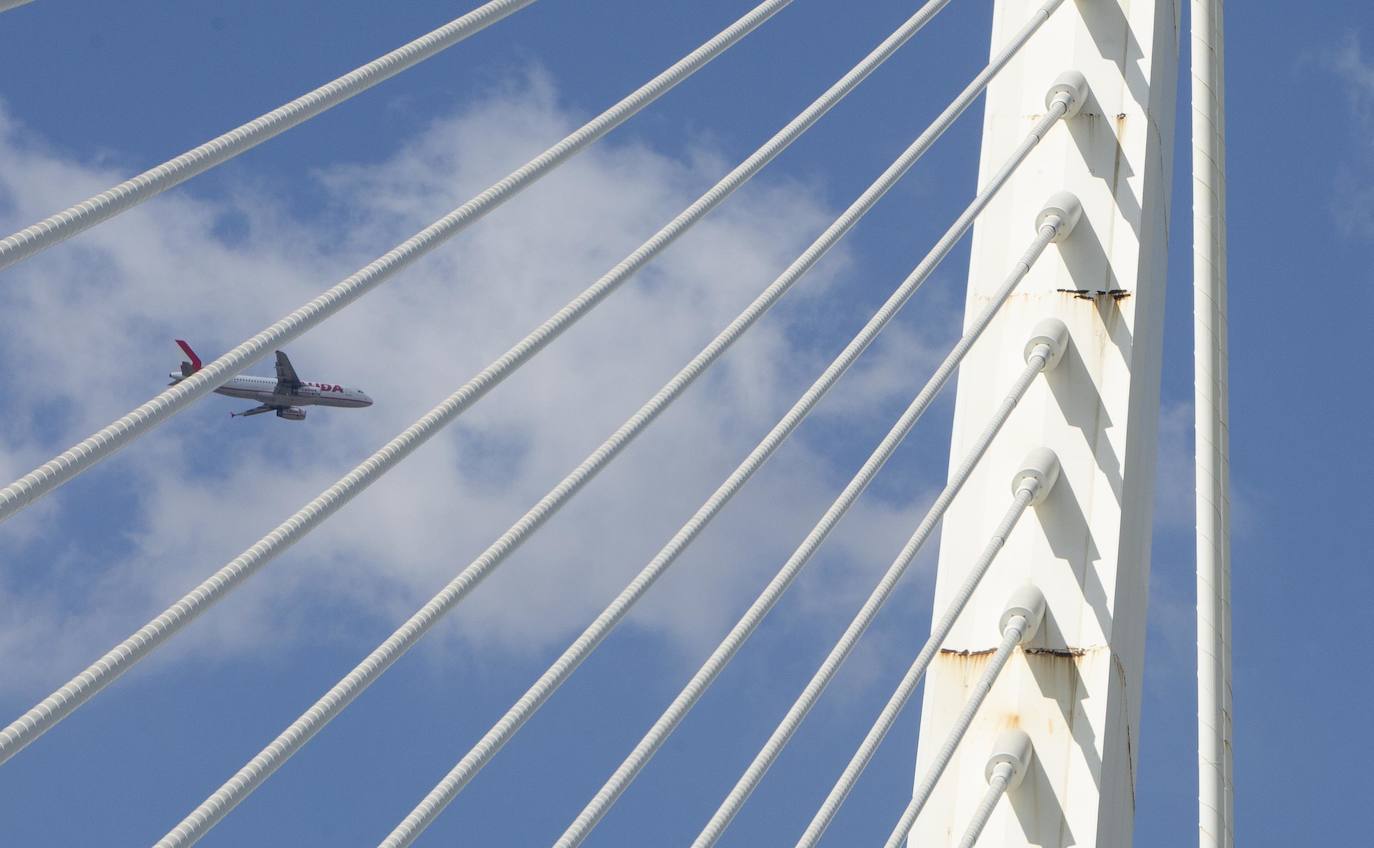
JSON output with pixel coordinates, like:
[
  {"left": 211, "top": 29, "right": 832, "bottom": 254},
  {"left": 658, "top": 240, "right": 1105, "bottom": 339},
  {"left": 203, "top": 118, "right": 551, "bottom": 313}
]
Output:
[
  {"left": 212, "top": 374, "right": 373, "bottom": 409},
  {"left": 168, "top": 340, "right": 373, "bottom": 420}
]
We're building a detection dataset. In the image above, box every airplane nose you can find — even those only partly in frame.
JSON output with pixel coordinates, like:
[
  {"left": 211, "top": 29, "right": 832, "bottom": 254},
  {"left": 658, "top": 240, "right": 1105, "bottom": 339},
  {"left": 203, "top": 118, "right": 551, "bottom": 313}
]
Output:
[{"left": 360, "top": 393, "right": 374, "bottom": 406}]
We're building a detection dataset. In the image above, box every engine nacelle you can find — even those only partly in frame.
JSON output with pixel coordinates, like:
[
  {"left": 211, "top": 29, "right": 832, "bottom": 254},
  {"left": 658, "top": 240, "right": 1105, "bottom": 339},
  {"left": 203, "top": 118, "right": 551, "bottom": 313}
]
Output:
[{"left": 276, "top": 407, "right": 306, "bottom": 421}]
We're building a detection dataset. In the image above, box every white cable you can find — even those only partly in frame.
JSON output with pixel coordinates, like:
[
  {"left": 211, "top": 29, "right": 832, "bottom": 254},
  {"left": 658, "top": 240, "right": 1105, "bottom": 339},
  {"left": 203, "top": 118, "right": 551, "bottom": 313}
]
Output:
[
  {"left": 373, "top": 4, "right": 967, "bottom": 844},
  {"left": 958, "top": 762, "right": 1013, "bottom": 848},
  {"left": 0, "top": 0, "right": 796, "bottom": 771},
  {"left": 0, "top": 0, "right": 792, "bottom": 526},
  {"left": 882, "top": 598, "right": 1040, "bottom": 848},
  {"left": 0, "top": 0, "right": 34, "bottom": 12},
  {"left": 1191, "top": 2, "right": 1227, "bottom": 847},
  {"left": 559, "top": 217, "right": 1071, "bottom": 848},
  {"left": 0, "top": 0, "right": 538, "bottom": 269},
  {"left": 701, "top": 338, "right": 1057, "bottom": 848}
]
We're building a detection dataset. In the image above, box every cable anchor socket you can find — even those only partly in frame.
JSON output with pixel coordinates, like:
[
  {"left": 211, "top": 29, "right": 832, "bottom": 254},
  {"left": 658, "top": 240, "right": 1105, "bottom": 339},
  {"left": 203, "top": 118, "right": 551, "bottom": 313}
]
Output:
[
  {"left": 1010, "top": 447, "right": 1061, "bottom": 505},
  {"left": 1023, "top": 318, "right": 1070, "bottom": 371},
  {"left": 1036, "top": 191, "right": 1083, "bottom": 242},
  {"left": 1045, "top": 70, "right": 1090, "bottom": 117},
  {"left": 999, "top": 585, "right": 1048, "bottom": 643},
  {"left": 984, "top": 728, "right": 1034, "bottom": 789}
]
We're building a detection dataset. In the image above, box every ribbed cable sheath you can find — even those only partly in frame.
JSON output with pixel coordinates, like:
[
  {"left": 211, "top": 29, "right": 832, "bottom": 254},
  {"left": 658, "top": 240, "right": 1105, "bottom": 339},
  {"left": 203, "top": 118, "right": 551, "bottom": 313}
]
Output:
[
  {"left": 0, "top": 0, "right": 794, "bottom": 772},
  {"left": 1191, "top": 2, "right": 1227, "bottom": 847},
  {"left": 0, "top": 0, "right": 792, "bottom": 526},
  {"left": 375, "top": 4, "right": 965, "bottom": 845},
  {"left": 0, "top": 0, "right": 537, "bottom": 269},
  {"left": 700, "top": 347, "right": 1047, "bottom": 848},
  {"left": 957, "top": 760, "right": 1013, "bottom": 847},
  {"left": 558, "top": 226, "right": 1059, "bottom": 848},
  {"left": 796, "top": 477, "right": 1041, "bottom": 847},
  {"left": 882, "top": 615, "right": 1027, "bottom": 848}
]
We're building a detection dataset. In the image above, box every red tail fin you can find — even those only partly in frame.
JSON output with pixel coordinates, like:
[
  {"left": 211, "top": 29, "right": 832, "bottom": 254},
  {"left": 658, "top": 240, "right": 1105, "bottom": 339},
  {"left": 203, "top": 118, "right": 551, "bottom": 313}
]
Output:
[{"left": 175, "top": 339, "right": 202, "bottom": 372}]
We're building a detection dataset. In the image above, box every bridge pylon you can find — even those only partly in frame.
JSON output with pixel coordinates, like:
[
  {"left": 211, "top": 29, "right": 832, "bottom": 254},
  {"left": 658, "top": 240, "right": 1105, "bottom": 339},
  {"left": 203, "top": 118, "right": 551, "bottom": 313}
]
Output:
[{"left": 912, "top": 1, "right": 1179, "bottom": 844}]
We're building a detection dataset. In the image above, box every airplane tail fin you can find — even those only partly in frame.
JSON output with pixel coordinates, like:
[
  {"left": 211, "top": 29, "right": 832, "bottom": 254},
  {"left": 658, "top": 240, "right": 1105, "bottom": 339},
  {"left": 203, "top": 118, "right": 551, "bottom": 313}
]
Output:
[{"left": 175, "top": 339, "right": 202, "bottom": 375}]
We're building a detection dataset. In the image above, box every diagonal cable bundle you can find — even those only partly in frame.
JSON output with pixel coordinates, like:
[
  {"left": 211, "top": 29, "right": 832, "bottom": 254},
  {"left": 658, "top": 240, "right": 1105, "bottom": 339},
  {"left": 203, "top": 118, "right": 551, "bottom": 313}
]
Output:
[
  {"left": 689, "top": 76, "right": 1083, "bottom": 848},
  {"left": 95, "top": 1, "right": 989, "bottom": 843},
  {"left": 699, "top": 355, "right": 1053, "bottom": 847},
  {"left": 0, "top": 0, "right": 538, "bottom": 269},
  {"left": 142, "top": 4, "right": 1016, "bottom": 843},
  {"left": 378, "top": 11, "right": 1077, "bottom": 848},
  {"left": 0, "top": 0, "right": 797, "bottom": 770},
  {"left": 556, "top": 205, "right": 1076, "bottom": 848},
  {"left": 0, "top": 0, "right": 793, "bottom": 526}
]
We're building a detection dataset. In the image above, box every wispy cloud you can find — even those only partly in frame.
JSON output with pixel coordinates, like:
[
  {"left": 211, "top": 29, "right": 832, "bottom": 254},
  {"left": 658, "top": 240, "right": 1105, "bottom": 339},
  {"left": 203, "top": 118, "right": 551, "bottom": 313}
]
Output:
[
  {"left": 1330, "top": 33, "right": 1374, "bottom": 121},
  {"left": 1325, "top": 32, "right": 1374, "bottom": 238},
  {"left": 0, "top": 73, "right": 937, "bottom": 697}
]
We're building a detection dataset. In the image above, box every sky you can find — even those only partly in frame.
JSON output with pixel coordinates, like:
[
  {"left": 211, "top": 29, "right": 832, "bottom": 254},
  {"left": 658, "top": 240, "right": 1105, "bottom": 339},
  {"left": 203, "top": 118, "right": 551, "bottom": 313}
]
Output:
[{"left": 0, "top": 0, "right": 1370, "bottom": 846}]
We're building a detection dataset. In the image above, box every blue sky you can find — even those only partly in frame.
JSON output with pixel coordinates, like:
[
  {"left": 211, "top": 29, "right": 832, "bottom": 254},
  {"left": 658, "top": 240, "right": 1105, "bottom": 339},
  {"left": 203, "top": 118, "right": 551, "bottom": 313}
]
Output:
[{"left": 0, "top": 1, "right": 1370, "bottom": 845}]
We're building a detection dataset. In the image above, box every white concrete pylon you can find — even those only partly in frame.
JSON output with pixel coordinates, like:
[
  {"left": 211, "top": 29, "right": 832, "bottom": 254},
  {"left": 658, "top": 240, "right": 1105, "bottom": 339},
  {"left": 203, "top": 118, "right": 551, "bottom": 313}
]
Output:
[{"left": 912, "top": 0, "right": 1179, "bottom": 844}]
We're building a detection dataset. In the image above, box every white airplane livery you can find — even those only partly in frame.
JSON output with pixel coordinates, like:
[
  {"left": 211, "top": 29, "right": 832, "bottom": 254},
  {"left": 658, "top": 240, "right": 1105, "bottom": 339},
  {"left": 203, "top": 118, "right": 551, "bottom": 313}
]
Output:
[{"left": 170, "top": 340, "right": 373, "bottom": 421}]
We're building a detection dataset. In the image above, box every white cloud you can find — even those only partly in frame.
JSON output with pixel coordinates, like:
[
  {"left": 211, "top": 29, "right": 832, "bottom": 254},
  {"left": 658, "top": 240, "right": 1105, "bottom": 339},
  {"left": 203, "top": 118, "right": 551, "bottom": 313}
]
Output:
[
  {"left": 1327, "top": 32, "right": 1374, "bottom": 238},
  {"left": 1151, "top": 400, "right": 1195, "bottom": 530},
  {"left": 0, "top": 74, "right": 939, "bottom": 698},
  {"left": 1331, "top": 33, "right": 1374, "bottom": 121}
]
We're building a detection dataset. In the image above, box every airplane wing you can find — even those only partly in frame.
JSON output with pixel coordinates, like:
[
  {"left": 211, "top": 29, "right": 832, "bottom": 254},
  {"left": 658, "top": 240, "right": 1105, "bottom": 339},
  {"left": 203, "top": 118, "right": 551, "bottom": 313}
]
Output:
[
  {"left": 231, "top": 404, "right": 279, "bottom": 418},
  {"left": 274, "top": 350, "right": 303, "bottom": 392}
]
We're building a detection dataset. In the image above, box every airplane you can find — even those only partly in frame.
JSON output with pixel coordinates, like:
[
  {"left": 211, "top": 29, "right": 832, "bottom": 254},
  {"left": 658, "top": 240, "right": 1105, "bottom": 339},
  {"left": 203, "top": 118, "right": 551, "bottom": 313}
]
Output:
[{"left": 169, "top": 339, "right": 373, "bottom": 421}]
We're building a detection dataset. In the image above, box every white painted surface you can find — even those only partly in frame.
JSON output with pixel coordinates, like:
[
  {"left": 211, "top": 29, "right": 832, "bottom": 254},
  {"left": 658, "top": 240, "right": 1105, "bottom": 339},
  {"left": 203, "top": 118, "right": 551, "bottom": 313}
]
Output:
[
  {"left": 911, "top": 1, "right": 1179, "bottom": 845},
  {"left": 1191, "top": 1, "right": 1233, "bottom": 845}
]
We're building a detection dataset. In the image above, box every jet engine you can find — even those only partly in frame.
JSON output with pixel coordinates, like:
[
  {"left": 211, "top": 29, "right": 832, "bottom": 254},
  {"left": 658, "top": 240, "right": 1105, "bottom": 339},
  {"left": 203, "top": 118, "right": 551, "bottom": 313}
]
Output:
[{"left": 276, "top": 407, "right": 306, "bottom": 421}]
